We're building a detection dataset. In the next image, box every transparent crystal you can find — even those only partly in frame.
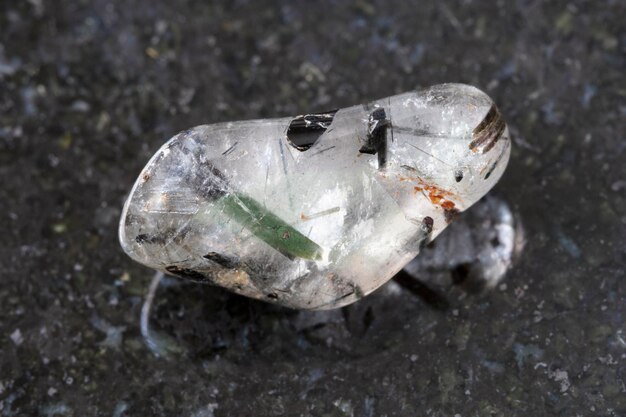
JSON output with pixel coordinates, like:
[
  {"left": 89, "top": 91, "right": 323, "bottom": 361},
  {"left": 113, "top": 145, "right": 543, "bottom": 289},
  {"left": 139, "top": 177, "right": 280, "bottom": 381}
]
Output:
[{"left": 119, "top": 83, "right": 511, "bottom": 309}]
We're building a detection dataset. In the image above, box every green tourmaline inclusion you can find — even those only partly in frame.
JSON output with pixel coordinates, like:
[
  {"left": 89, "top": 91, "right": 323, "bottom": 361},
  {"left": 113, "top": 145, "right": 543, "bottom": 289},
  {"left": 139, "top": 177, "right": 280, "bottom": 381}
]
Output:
[{"left": 220, "top": 193, "right": 323, "bottom": 261}]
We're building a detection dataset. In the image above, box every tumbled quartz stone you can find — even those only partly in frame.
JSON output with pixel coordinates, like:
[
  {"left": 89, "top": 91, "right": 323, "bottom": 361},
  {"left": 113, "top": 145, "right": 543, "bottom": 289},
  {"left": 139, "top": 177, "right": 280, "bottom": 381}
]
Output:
[{"left": 119, "top": 83, "right": 510, "bottom": 310}]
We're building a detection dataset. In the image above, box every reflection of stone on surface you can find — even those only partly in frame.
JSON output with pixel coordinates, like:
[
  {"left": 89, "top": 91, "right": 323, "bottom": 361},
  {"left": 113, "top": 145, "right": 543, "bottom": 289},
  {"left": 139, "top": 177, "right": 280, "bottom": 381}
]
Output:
[{"left": 402, "top": 195, "right": 524, "bottom": 293}]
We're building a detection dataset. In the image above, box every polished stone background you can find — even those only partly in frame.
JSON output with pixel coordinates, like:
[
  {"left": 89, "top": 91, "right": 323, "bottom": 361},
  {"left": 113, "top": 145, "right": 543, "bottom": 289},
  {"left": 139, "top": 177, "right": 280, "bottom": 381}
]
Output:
[{"left": 1, "top": 1, "right": 624, "bottom": 416}]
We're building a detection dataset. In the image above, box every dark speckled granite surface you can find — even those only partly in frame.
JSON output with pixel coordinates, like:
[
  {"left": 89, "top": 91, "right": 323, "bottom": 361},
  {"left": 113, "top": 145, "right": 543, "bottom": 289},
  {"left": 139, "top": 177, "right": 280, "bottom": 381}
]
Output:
[{"left": 1, "top": 1, "right": 625, "bottom": 416}]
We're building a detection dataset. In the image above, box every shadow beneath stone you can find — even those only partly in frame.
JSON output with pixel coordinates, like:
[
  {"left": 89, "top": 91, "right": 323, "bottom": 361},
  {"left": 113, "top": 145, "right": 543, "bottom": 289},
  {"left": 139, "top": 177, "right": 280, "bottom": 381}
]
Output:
[{"left": 142, "top": 195, "right": 524, "bottom": 362}]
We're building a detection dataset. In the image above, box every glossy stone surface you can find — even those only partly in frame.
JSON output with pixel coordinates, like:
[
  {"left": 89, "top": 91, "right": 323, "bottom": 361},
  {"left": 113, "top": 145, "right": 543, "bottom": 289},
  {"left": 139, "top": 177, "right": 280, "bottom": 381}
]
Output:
[{"left": 120, "top": 84, "right": 510, "bottom": 309}]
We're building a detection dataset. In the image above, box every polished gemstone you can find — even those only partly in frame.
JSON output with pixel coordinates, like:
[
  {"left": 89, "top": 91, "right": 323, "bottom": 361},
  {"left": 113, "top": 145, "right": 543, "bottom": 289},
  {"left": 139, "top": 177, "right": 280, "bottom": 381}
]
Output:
[{"left": 119, "top": 84, "right": 511, "bottom": 309}]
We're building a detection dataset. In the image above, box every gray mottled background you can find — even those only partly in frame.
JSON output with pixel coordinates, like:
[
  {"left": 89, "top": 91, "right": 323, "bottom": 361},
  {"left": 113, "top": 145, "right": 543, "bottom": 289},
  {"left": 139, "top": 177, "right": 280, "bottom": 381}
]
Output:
[{"left": 1, "top": 0, "right": 625, "bottom": 416}]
